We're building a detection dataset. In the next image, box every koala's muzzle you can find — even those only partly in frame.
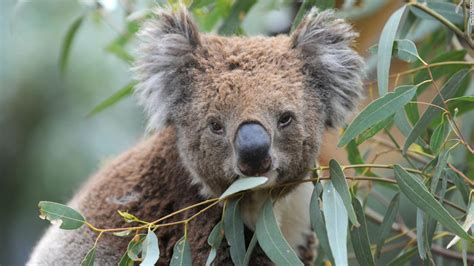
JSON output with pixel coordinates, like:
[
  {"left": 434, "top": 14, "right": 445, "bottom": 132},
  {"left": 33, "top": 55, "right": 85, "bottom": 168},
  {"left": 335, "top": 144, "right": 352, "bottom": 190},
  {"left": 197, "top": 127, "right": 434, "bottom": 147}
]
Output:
[{"left": 235, "top": 123, "right": 272, "bottom": 176}]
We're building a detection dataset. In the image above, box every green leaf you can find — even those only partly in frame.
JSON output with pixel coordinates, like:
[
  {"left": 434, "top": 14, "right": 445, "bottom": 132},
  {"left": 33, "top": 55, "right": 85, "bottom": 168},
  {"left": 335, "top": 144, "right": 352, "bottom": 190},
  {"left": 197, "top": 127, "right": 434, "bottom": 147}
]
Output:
[
  {"left": 190, "top": 0, "right": 215, "bottom": 9},
  {"left": 291, "top": 0, "right": 334, "bottom": 32},
  {"left": 118, "top": 251, "right": 134, "bottom": 266},
  {"left": 338, "top": 85, "right": 417, "bottom": 147},
  {"left": 329, "top": 160, "right": 359, "bottom": 226},
  {"left": 356, "top": 115, "right": 394, "bottom": 145},
  {"left": 218, "top": 0, "right": 257, "bottom": 35},
  {"left": 405, "top": 93, "right": 420, "bottom": 125},
  {"left": 375, "top": 193, "right": 400, "bottom": 258},
  {"left": 323, "top": 181, "right": 348, "bottom": 266},
  {"left": 59, "top": 15, "right": 85, "bottom": 74},
  {"left": 38, "top": 201, "right": 85, "bottom": 230},
  {"left": 205, "top": 221, "right": 224, "bottom": 266},
  {"left": 117, "top": 210, "right": 140, "bottom": 223},
  {"left": 447, "top": 96, "right": 474, "bottom": 104},
  {"left": 447, "top": 194, "right": 474, "bottom": 248},
  {"left": 170, "top": 236, "right": 192, "bottom": 266},
  {"left": 393, "top": 39, "right": 420, "bottom": 63},
  {"left": 410, "top": 2, "right": 463, "bottom": 26},
  {"left": 447, "top": 169, "right": 470, "bottom": 205},
  {"left": 430, "top": 147, "right": 452, "bottom": 192},
  {"left": 242, "top": 232, "right": 257, "bottom": 266},
  {"left": 223, "top": 197, "right": 246, "bottom": 266},
  {"left": 127, "top": 234, "right": 146, "bottom": 261},
  {"left": 80, "top": 247, "right": 96, "bottom": 266},
  {"left": 350, "top": 198, "right": 375, "bottom": 266},
  {"left": 255, "top": 199, "right": 303, "bottom": 266},
  {"left": 377, "top": 5, "right": 407, "bottom": 95},
  {"left": 393, "top": 165, "right": 471, "bottom": 240},
  {"left": 310, "top": 183, "right": 334, "bottom": 264},
  {"left": 430, "top": 119, "right": 450, "bottom": 154},
  {"left": 388, "top": 247, "right": 417, "bottom": 266},
  {"left": 403, "top": 69, "right": 470, "bottom": 153},
  {"left": 87, "top": 81, "right": 135, "bottom": 117},
  {"left": 140, "top": 229, "right": 159, "bottom": 266},
  {"left": 416, "top": 209, "right": 427, "bottom": 260},
  {"left": 219, "top": 177, "right": 268, "bottom": 199}
]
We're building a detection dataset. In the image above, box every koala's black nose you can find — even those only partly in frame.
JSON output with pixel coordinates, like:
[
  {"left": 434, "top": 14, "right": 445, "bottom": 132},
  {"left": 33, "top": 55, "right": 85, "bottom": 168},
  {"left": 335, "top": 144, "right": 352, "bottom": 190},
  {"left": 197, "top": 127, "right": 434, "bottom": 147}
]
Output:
[{"left": 235, "top": 123, "right": 272, "bottom": 176}]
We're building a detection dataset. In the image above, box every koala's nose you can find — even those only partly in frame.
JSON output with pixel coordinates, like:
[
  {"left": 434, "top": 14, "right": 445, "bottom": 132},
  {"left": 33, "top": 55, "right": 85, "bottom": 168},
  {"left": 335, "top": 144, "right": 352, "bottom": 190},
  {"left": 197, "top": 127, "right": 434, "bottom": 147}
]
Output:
[{"left": 235, "top": 122, "right": 272, "bottom": 176}]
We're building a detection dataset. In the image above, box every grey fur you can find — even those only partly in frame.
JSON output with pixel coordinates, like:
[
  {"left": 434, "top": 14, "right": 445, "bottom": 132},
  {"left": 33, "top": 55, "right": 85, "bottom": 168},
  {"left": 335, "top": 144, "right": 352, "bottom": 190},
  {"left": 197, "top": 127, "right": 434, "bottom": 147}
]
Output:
[{"left": 291, "top": 8, "right": 365, "bottom": 128}]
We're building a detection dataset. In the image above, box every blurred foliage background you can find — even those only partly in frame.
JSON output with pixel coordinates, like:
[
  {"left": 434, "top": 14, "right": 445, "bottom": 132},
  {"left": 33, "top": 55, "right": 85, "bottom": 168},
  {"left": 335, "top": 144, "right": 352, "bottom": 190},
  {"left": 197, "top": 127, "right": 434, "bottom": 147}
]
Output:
[{"left": 1, "top": 0, "right": 473, "bottom": 265}]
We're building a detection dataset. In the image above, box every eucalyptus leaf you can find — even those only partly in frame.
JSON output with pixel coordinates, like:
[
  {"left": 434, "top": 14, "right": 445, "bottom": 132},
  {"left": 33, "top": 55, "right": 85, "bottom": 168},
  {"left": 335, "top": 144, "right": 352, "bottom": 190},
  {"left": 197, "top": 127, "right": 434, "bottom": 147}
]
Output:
[
  {"left": 310, "top": 183, "right": 334, "bottom": 264},
  {"left": 377, "top": 5, "right": 407, "bottom": 95},
  {"left": 38, "top": 201, "right": 85, "bottom": 230},
  {"left": 329, "top": 160, "right": 359, "bottom": 226},
  {"left": 430, "top": 148, "right": 451, "bottom": 192},
  {"left": 118, "top": 251, "right": 134, "bottom": 266},
  {"left": 403, "top": 69, "right": 470, "bottom": 153},
  {"left": 170, "top": 237, "right": 192, "bottom": 266},
  {"left": 350, "top": 198, "right": 375, "bottom": 266},
  {"left": 255, "top": 199, "right": 303, "bottom": 266},
  {"left": 375, "top": 193, "right": 400, "bottom": 258},
  {"left": 394, "top": 39, "right": 420, "bottom": 63},
  {"left": 205, "top": 221, "right": 224, "bottom": 266},
  {"left": 430, "top": 120, "right": 450, "bottom": 154},
  {"left": 416, "top": 209, "right": 427, "bottom": 260},
  {"left": 223, "top": 197, "right": 246, "bottom": 266},
  {"left": 80, "top": 247, "right": 96, "bottom": 266},
  {"left": 87, "top": 81, "right": 136, "bottom": 117},
  {"left": 393, "top": 165, "right": 471, "bottom": 240},
  {"left": 127, "top": 234, "right": 146, "bottom": 261},
  {"left": 410, "top": 2, "right": 463, "bottom": 25},
  {"left": 140, "top": 229, "right": 159, "bottom": 266},
  {"left": 243, "top": 233, "right": 257, "bottom": 266},
  {"left": 338, "top": 85, "right": 417, "bottom": 147},
  {"left": 323, "top": 182, "right": 348, "bottom": 266},
  {"left": 388, "top": 247, "right": 417, "bottom": 266},
  {"left": 356, "top": 115, "right": 394, "bottom": 145},
  {"left": 447, "top": 169, "right": 470, "bottom": 205},
  {"left": 218, "top": 0, "right": 257, "bottom": 35},
  {"left": 220, "top": 177, "right": 268, "bottom": 199},
  {"left": 60, "top": 15, "right": 85, "bottom": 74}
]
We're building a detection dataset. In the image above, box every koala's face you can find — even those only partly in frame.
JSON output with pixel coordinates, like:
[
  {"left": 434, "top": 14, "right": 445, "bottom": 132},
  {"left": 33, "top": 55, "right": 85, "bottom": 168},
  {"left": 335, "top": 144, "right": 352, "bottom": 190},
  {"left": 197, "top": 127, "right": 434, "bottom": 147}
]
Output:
[{"left": 135, "top": 8, "right": 364, "bottom": 196}]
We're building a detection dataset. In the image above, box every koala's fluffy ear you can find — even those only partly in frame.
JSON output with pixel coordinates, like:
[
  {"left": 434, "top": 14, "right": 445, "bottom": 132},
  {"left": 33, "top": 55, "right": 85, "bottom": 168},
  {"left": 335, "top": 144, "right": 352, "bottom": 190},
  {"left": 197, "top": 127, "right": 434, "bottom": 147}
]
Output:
[
  {"left": 291, "top": 9, "right": 364, "bottom": 128},
  {"left": 134, "top": 6, "right": 201, "bottom": 131}
]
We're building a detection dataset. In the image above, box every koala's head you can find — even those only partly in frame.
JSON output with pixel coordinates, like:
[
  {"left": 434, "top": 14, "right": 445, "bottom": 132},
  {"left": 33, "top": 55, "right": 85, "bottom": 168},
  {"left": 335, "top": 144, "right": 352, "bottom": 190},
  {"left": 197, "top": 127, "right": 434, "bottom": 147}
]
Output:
[{"left": 134, "top": 7, "right": 364, "bottom": 197}]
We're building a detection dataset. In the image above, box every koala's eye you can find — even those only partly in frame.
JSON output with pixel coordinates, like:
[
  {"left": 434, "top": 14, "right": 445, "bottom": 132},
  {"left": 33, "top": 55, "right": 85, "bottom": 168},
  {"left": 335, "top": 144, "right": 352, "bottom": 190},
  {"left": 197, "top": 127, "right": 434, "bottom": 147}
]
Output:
[
  {"left": 209, "top": 121, "right": 224, "bottom": 135},
  {"left": 278, "top": 112, "right": 293, "bottom": 128}
]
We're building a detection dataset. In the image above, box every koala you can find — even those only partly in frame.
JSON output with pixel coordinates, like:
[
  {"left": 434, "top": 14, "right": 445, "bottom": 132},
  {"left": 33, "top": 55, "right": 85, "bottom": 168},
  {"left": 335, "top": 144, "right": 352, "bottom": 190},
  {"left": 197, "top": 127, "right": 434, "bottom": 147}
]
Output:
[{"left": 28, "top": 6, "right": 363, "bottom": 265}]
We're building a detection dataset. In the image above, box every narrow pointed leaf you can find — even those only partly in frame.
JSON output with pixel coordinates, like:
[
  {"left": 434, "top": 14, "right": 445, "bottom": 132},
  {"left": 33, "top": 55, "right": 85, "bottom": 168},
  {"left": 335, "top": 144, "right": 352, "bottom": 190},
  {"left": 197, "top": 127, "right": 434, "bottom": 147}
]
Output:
[
  {"left": 388, "top": 247, "right": 417, "bottom": 266},
  {"left": 310, "top": 183, "right": 334, "bottom": 264},
  {"left": 356, "top": 115, "right": 394, "bottom": 145},
  {"left": 38, "top": 201, "right": 85, "bottom": 230},
  {"left": 339, "top": 85, "right": 417, "bottom": 147},
  {"left": 375, "top": 193, "right": 400, "bottom": 258},
  {"left": 350, "top": 198, "right": 375, "bottom": 266},
  {"left": 118, "top": 251, "right": 134, "bottom": 266},
  {"left": 430, "top": 120, "right": 450, "bottom": 154},
  {"left": 377, "top": 5, "right": 407, "bottom": 95},
  {"left": 223, "top": 197, "right": 246, "bottom": 266},
  {"left": 255, "top": 199, "right": 303, "bottom": 266},
  {"left": 80, "top": 247, "right": 96, "bottom": 266},
  {"left": 447, "top": 169, "right": 470, "bottom": 205},
  {"left": 220, "top": 177, "right": 268, "bottom": 199},
  {"left": 243, "top": 233, "right": 257, "bottom": 266},
  {"left": 403, "top": 69, "right": 470, "bottom": 153},
  {"left": 416, "top": 209, "right": 427, "bottom": 260},
  {"left": 170, "top": 237, "right": 192, "bottom": 266},
  {"left": 323, "top": 182, "right": 348, "bottom": 266},
  {"left": 140, "top": 229, "right": 159, "bottom": 266},
  {"left": 329, "top": 160, "right": 359, "bottom": 226},
  {"left": 393, "top": 165, "right": 471, "bottom": 240},
  {"left": 205, "top": 221, "right": 224, "bottom": 266},
  {"left": 87, "top": 81, "right": 136, "bottom": 117},
  {"left": 60, "top": 15, "right": 84, "bottom": 74},
  {"left": 113, "top": 229, "right": 133, "bottom": 237},
  {"left": 430, "top": 148, "right": 451, "bottom": 192}
]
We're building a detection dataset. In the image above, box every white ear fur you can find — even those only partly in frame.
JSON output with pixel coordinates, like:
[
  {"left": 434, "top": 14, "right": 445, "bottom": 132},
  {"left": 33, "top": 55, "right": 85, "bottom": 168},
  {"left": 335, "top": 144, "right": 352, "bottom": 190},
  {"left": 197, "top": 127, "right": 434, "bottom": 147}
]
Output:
[
  {"left": 291, "top": 8, "right": 365, "bottom": 128},
  {"left": 133, "top": 6, "right": 200, "bottom": 131}
]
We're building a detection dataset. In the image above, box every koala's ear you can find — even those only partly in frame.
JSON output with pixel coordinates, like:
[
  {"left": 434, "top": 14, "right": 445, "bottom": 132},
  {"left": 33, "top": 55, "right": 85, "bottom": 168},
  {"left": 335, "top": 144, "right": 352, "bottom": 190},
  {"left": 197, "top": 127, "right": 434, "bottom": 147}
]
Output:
[
  {"left": 291, "top": 9, "right": 364, "bottom": 128},
  {"left": 134, "top": 6, "right": 201, "bottom": 131}
]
